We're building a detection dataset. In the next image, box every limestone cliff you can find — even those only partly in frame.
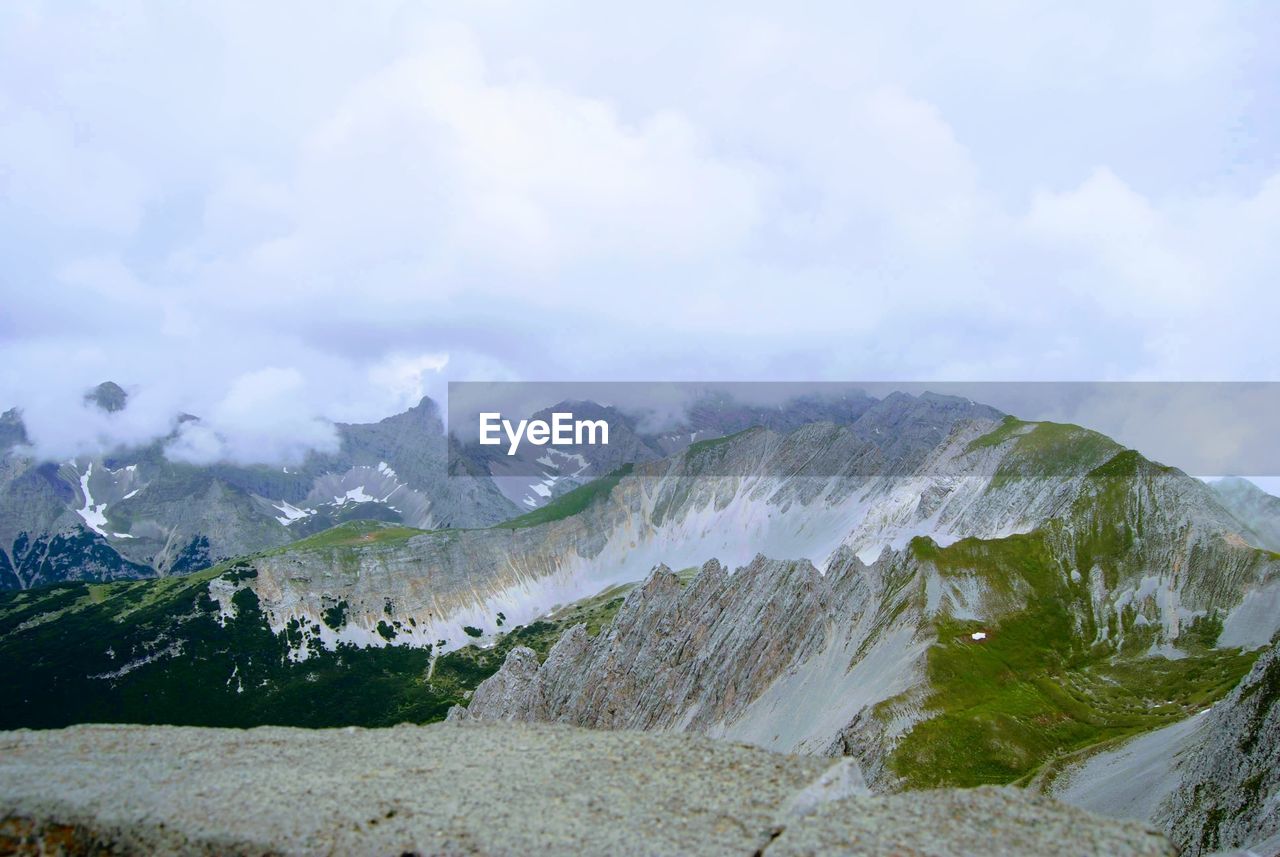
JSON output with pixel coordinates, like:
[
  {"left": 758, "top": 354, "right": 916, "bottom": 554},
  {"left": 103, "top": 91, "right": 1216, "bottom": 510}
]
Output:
[{"left": 1158, "top": 637, "right": 1280, "bottom": 855}]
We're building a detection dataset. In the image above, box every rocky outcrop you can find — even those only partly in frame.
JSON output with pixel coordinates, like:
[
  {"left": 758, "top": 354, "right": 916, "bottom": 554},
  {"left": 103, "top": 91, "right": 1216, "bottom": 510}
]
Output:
[
  {"left": 0, "top": 722, "right": 1174, "bottom": 856},
  {"left": 1158, "top": 637, "right": 1280, "bottom": 856},
  {"left": 82, "top": 381, "right": 128, "bottom": 414},
  {"left": 447, "top": 545, "right": 925, "bottom": 782},
  {"left": 452, "top": 555, "right": 847, "bottom": 731}
]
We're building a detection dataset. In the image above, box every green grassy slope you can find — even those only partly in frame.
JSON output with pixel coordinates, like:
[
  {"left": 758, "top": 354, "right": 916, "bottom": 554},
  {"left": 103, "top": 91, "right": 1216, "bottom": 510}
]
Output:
[
  {"left": 886, "top": 532, "right": 1259, "bottom": 788},
  {"left": 261, "top": 519, "right": 430, "bottom": 553}
]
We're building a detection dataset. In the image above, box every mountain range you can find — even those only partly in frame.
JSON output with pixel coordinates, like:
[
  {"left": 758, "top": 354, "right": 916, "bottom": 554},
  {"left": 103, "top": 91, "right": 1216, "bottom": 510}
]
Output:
[
  {"left": 0, "top": 384, "right": 946, "bottom": 591},
  {"left": 0, "top": 383, "right": 518, "bottom": 590},
  {"left": 1, "top": 387, "right": 1278, "bottom": 855}
]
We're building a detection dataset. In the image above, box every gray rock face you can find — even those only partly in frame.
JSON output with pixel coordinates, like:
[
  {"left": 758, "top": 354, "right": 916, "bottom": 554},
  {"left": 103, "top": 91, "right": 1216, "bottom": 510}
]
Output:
[
  {"left": 1048, "top": 710, "right": 1212, "bottom": 827},
  {"left": 452, "top": 555, "right": 848, "bottom": 731},
  {"left": 1158, "top": 637, "right": 1280, "bottom": 856},
  {"left": 765, "top": 785, "right": 1173, "bottom": 857},
  {"left": 450, "top": 543, "right": 929, "bottom": 783},
  {"left": 0, "top": 722, "right": 1174, "bottom": 857},
  {"left": 465, "top": 390, "right": 894, "bottom": 510},
  {"left": 231, "top": 399, "right": 1012, "bottom": 652}
]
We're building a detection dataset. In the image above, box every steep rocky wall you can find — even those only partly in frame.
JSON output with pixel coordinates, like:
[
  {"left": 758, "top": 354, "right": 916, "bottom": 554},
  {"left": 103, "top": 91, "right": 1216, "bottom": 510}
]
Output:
[
  {"left": 453, "top": 555, "right": 860, "bottom": 732},
  {"left": 1158, "top": 637, "right": 1280, "bottom": 856}
]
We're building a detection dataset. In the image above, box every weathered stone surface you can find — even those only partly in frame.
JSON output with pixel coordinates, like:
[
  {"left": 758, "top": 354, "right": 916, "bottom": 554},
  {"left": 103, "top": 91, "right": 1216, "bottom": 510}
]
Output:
[
  {"left": 766, "top": 786, "right": 1173, "bottom": 857},
  {"left": 0, "top": 722, "right": 1173, "bottom": 857},
  {"left": 774, "top": 758, "right": 871, "bottom": 824}
]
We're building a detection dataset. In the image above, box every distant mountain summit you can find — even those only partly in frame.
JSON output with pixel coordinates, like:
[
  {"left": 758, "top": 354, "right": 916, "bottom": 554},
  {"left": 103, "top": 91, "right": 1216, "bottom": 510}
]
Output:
[
  {"left": 83, "top": 381, "right": 128, "bottom": 413},
  {"left": 0, "top": 409, "right": 26, "bottom": 450},
  {"left": 1210, "top": 476, "right": 1280, "bottom": 552}
]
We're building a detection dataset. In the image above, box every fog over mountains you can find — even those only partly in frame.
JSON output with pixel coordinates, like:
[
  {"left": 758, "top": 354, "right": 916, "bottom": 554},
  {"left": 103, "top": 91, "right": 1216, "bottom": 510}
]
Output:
[
  {"left": 0, "top": 383, "right": 515, "bottom": 590},
  {"left": 0, "top": 383, "right": 999, "bottom": 591}
]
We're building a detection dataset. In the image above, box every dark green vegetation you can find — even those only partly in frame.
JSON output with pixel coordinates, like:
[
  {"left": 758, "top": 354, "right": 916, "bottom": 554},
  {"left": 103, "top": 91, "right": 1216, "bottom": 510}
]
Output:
[
  {"left": 321, "top": 599, "right": 349, "bottom": 631},
  {"left": 888, "top": 532, "right": 1258, "bottom": 789},
  {"left": 0, "top": 557, "right": 628, "bottom": 731},
  {"left": 1, "top": 529, "right": 154, "bottom": 590},
  {"left": 497, "top": 464, "right": 633, "bottom": 529}
]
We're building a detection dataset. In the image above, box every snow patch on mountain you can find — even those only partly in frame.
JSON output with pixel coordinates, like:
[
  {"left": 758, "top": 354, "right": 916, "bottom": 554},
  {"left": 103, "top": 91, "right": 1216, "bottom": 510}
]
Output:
[
  {"left": 517, "top": 449, "right": 593, "bottom": 508},
  {"left": 272, "top": 501, "right": 314, "bottom": 526},
  {"left": 303, "top": 463, "right": 431, "bottom": 526},
  {"left": 75, "top": 462, "right": 110, "bottom": 537},
  {"left": 336, "top": 486, "right": 376, "bottom": 504}
]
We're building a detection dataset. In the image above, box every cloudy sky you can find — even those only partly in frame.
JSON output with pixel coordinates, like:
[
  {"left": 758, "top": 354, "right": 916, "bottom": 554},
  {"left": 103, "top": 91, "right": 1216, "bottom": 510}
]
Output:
[{"left": 1, "top": 1, "right": 1278, "bottom": 464}]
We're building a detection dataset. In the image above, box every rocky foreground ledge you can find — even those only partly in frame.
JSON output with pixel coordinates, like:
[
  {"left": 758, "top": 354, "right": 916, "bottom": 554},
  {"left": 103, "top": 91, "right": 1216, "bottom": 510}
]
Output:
[{"left": 0, "top": 722, "right": 1172, "bottom": 857}]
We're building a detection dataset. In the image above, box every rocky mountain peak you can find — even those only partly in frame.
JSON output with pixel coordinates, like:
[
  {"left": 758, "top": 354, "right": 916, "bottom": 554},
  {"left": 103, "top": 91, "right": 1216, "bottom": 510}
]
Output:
[
  {"left": 83, "top": 381, "right": 128, "bottom": 413},
  {"left": 0, "top": 408, "right": 28, "bottom": 451},
  {"left": 454, "top": 554, "right": 839, "bottom": 733}
]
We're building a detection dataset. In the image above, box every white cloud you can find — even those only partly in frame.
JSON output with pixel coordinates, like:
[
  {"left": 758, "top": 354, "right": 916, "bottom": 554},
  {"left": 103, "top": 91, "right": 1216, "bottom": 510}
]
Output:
[
  {"left": 1024, "top": 168, "right": 1203, "bottom": 311},
  {"left": 0, "top": 104, "right": 146, "bottom": 235},
  {"left": 166, "top": 368, "right": 339, "bottom": 466},
  {"left": 368, "top": 352, "right": 451, "bottom": 411},
  {"left": 0, "top": 1, "right": 1277, "bottom": 464}
]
